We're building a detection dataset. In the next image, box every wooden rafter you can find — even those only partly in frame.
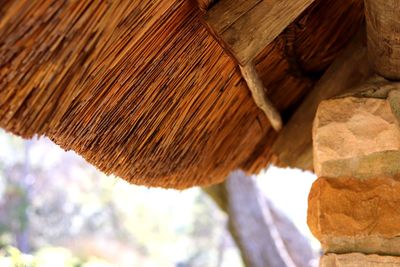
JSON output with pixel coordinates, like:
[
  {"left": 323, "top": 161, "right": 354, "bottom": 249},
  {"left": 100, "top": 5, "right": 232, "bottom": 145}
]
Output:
[
  {"left": 205, "top": 0, "right": 316, "bottom": 65},
  {"left": 239, "top": 63, "right": 282, "bottom": 131},
  {"left": 204, "top": 0, "right": 316, "bottom": 131}
]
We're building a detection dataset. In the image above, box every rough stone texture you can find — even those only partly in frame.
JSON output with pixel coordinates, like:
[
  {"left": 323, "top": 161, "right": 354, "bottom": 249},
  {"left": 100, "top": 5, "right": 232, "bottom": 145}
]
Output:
[
  {"left": 313, "top": 96, "right": 400, "bottom": 179},
  {"left": 308, "top": 177, "right": 400, "bottom": 255},
  {"left": 321, "top": 253, "right": 400, "bottom": 267},
  {"left": 322, "top": 236, "right": 400, "bottom": 256}
]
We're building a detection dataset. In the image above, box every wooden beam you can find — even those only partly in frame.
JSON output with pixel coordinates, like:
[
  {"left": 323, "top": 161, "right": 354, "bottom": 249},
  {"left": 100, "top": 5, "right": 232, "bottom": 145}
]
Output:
[
  {"left": 365, "top": 0, "right": 400, "bottom": 80},
  {"left": 204, "top": 0, "right": 317, "bottom": 131},
  {"left": 271, "top": 32, "right": 374, "bottom": 170},
  {"left": 240, "top": 63, "right": 282, "bottom": 131},
  {"left": 205, "top": 0, "right": 316, "bottom": 65}
]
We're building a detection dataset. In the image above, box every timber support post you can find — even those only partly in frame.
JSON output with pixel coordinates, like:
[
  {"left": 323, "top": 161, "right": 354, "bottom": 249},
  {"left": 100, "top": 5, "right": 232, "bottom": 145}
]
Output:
[{"left": 308, "top": 1, "right": 400, "bottom": 265}]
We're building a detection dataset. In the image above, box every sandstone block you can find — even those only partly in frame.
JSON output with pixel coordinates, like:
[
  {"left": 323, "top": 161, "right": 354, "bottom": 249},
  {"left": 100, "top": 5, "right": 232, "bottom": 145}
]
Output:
[
  {"left": 321, "top": 253, "right": 400, "bottom": 267},
  {"left": 313, "top": 96, "right": 400, "bottom": 179},
  {"left": 308, "top": 177, "right": 400, "bottom": 255}
]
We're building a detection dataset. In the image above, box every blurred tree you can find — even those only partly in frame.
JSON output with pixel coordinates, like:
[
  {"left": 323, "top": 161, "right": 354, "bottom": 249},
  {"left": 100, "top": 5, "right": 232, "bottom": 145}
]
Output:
[
  {"left": 204, "top": 171, "right": 314, "bottom": 267},
  {"left": 0, "top": 140, "right": 33, "bottom": 253}
]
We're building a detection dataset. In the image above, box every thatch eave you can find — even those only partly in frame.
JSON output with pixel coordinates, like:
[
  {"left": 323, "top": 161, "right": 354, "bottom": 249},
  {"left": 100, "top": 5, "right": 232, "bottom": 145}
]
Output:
[{"left": 0, "top": 0, "right": 364, "bottom": 188}]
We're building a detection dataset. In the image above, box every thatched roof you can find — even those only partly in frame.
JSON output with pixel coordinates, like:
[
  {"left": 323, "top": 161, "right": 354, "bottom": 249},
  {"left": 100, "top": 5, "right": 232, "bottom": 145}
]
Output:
[{"left": 0, "top": 0, "right": 363, "bottom": 188}]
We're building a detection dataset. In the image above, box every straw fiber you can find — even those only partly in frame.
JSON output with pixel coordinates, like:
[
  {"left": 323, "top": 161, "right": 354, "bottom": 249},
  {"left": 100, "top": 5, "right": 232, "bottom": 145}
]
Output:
[{"left": 0, "top": 0, "right": 363, "bottom": 188}]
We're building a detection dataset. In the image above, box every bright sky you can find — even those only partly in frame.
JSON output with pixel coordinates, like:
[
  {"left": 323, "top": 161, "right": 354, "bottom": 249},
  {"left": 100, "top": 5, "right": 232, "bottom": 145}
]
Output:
[{"left": 257, "top": 166, "right": 320, "bottom": 250}]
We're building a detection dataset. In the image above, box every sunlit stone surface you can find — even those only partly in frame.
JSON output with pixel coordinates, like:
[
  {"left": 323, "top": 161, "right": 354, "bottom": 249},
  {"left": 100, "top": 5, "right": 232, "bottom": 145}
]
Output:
[
  {"left": 313, "top": 96, "right": 400, "bottom": 179},
  {"left": 321, "top": 253, "right": 400, "bottom": 267}
]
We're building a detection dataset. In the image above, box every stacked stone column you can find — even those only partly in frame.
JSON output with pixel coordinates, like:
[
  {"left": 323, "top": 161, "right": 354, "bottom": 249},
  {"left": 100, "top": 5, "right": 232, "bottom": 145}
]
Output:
[{"left": 308, "top": 79, "right": 400, "bottom": 266}]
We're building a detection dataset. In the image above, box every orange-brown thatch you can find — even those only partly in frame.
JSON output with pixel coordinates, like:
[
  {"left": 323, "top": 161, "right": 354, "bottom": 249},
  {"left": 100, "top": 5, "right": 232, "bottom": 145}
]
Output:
[{"left": 0, "top": 0, "right": 364, "bottom": 188}]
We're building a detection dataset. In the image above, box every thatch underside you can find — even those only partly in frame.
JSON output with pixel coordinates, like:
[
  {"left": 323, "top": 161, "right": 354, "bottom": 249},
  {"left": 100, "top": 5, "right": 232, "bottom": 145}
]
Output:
[{"left": 0, "top": 0, "right": 363, "bottom": 188}]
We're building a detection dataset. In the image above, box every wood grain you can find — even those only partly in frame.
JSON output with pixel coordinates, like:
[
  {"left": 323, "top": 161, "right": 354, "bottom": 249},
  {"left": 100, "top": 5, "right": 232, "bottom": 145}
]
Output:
[
  {"left": 205, "top": 0, "right": 316, "bottom": 65},
  {"left": 365, "top": 0, "right": 400, "bottom": 80},
  {"left": 205, "top": 0, "right": 261, "bottom": 34},
  {"left": 195, "top": 0, "right": 216, "bottom": 12},
  {"left": 240, "top": 63, "right": 282, "bottom": 131}
]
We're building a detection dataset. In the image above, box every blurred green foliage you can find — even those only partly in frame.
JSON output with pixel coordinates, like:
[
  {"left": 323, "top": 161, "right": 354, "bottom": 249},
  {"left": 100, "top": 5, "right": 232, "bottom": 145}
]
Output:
[{"left": 0, "top": 130, "right": 243, "bottom": 267}]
